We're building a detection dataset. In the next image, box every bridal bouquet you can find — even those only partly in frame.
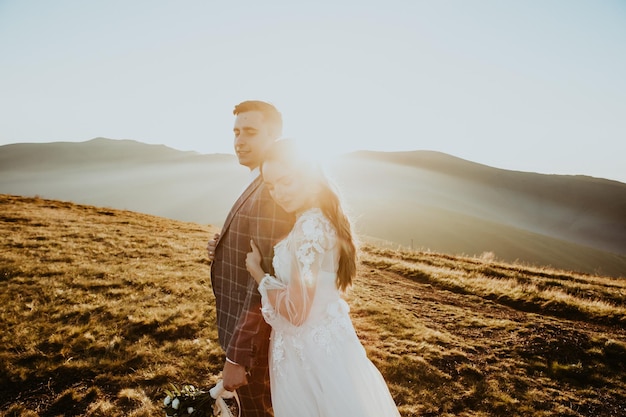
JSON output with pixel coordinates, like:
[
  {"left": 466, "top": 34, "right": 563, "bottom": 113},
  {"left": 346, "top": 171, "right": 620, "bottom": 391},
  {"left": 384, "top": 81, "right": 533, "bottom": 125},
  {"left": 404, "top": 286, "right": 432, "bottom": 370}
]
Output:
[{"left": 163, "top": 380, "right": 239, "bottom": 417}]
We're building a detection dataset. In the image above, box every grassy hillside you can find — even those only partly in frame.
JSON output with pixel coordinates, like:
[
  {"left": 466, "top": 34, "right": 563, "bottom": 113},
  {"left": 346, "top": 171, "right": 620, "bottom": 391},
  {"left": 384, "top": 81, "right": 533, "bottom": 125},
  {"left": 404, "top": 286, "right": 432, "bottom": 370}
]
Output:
[{"left": 1, "top": 194, "right": 625, "bottom": 416}]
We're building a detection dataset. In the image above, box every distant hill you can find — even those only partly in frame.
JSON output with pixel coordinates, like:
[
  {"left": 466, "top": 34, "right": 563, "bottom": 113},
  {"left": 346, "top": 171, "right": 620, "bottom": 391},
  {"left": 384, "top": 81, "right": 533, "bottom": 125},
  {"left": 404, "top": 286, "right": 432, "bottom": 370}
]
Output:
[
  {"left": 1, "top": 138, "right": 625, "bottom": 277},
  {"left": 0, "top": 137, "right": 208, "bottom": 169}
]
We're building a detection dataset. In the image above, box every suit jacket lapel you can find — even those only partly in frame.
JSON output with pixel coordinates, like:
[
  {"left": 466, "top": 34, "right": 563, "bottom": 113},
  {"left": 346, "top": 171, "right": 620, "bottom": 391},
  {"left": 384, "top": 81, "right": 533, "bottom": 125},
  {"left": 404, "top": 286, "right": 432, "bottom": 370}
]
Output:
[{"left": 218, "top": 175, "right": 263, "bottom": 243}]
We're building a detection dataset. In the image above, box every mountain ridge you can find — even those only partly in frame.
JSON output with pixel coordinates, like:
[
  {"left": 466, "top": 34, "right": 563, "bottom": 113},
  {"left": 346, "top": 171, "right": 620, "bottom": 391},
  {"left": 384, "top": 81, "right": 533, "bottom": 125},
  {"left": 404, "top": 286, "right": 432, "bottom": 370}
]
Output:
[
  {"left": 349, "top": 149, "right": 625, "bottom": 182},
  {"left": 1, "top": 138, "right": 624, "bottom": 277},
  {"left": 342, "top": 149, "right": 626, "bottom": 256},
  {"left": 0, "top": 137, "right": 214, "bottom": 170}
]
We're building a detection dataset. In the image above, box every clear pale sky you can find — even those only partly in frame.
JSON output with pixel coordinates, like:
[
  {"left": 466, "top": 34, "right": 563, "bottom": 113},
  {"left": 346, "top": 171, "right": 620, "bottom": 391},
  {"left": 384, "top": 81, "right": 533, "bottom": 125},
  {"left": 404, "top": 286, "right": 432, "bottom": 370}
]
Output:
[{"left": 1, "top": 0, "right": 625, "bottom": 182}]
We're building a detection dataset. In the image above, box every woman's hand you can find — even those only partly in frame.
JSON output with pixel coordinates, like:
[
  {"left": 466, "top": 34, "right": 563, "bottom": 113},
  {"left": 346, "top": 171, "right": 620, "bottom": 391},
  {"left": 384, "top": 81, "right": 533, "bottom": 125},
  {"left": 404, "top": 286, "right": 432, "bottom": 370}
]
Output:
[
  {"left": 207, "top": 232, "right": 220, "bottom": 261},
  {"left": 246, "top": 239, "right": 265, "bottom": 283}
]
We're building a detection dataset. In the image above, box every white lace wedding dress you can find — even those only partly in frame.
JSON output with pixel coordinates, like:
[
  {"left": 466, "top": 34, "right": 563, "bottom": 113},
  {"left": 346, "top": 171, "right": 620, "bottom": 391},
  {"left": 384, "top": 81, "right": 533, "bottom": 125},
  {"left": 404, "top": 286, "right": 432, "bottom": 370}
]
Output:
[{"left": 258, "top": 208, "right": 401, "bottom": 416}]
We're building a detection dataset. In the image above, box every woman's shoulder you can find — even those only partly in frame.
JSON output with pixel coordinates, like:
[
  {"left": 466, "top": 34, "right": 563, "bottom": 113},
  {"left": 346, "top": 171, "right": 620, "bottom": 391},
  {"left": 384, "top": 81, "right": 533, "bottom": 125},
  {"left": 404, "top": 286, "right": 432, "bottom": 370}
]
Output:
[
  {"left": 297, "top": 207, "right": 331, "bottom": 229},
  {"left": 293, "top": 208, "right": 336, "bottom": 245}
]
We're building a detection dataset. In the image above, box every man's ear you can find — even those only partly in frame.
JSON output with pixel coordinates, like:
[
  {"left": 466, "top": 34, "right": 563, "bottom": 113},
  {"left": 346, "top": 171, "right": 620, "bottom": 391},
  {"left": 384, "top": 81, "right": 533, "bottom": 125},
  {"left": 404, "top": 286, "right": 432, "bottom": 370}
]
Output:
[{"left": 270, "top": 125, "right": 283, "bottom": 140}]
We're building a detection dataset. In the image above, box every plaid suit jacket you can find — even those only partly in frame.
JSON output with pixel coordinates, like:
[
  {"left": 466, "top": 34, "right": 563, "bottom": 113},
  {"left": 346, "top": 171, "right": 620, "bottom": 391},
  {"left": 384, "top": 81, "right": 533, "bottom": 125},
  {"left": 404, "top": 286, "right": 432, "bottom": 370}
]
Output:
[{"left": 211, "top": 175, "right": 294, "bottom": 368}]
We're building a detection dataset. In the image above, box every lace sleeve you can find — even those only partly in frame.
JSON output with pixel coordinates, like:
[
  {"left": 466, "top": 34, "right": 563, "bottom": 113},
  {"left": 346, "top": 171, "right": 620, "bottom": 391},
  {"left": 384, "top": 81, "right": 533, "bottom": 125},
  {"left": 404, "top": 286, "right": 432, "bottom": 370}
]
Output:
[{"left": 258, "top": 211, "right": 330, "bottom": 326}]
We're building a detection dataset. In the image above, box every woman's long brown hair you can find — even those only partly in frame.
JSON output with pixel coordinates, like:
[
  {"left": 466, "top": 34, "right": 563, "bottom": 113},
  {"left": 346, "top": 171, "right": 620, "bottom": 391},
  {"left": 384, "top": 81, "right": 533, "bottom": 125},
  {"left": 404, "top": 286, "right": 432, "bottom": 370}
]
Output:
[{"left": 317, "top": 181, "right": 357, "bottom": 291}]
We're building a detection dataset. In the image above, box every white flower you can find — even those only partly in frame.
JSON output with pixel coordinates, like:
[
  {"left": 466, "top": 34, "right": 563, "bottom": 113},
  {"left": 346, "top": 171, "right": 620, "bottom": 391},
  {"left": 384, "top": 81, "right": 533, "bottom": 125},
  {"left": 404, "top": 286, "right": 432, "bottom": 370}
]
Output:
[
  {"left": 187, "top": 407, "right": 195, "bottom": 414},
  {"left": 171, "top": 398, "right": 180, "bottom": 409},
  {"left": 163, "top": 395, "right": 171, "bottom": 406}
]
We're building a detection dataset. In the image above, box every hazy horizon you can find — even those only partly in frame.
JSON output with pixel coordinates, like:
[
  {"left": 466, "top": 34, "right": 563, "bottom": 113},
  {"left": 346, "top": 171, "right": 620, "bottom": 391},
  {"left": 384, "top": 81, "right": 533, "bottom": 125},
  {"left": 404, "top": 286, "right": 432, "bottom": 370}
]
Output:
[
  {"left": 2, "top": 138, "right": 625, "bottom": 276},
  {"left": 1, "top": 1, "right": 625, "bottom": 182},
  {"left": 3, "top": 137, "right": 625, "bottom": 184}
]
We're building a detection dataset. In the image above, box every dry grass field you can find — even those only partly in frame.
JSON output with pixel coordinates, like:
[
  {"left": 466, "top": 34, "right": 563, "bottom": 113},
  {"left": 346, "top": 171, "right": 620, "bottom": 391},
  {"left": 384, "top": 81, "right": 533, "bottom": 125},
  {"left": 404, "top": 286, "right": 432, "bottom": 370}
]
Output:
[{"left": 1, "top": 194, "right": 625, "bottom": 416}]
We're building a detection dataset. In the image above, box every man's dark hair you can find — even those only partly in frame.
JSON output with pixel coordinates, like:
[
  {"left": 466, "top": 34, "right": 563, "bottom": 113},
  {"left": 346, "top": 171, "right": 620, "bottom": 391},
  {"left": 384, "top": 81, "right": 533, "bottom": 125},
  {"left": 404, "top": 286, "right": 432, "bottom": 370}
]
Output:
[{"left": 233, "top": 100, "right": 283, "bottom": 137}]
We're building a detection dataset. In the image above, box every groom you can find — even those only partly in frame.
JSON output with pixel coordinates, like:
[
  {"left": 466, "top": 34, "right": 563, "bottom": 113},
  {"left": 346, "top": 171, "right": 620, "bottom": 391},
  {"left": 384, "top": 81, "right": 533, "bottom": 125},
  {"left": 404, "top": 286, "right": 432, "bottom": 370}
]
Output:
[{"left": 207, "top": 100, "right": 294, "bottom": 417}]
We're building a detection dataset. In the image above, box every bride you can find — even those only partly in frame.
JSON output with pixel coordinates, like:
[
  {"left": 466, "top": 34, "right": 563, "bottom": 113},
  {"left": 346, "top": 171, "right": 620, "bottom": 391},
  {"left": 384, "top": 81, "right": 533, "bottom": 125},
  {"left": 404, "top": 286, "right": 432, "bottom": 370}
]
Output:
[{"left": 245, "top": 139, "right": 401, "bottom": 416}]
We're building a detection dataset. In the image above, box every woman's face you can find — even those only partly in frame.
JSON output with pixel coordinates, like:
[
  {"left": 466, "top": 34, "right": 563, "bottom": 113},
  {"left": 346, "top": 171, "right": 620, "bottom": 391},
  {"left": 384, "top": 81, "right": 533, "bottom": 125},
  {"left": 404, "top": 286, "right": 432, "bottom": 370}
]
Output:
[{"left": 262, "top": 159, "right": 318, "bottom": 215}]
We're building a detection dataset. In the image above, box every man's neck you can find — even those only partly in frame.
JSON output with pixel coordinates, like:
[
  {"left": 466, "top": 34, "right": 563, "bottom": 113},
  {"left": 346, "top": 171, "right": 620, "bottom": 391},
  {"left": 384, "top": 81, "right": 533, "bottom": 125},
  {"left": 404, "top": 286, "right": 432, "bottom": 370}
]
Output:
[{"left": 248, "top": 167, "right": 260, "bottom": 182}]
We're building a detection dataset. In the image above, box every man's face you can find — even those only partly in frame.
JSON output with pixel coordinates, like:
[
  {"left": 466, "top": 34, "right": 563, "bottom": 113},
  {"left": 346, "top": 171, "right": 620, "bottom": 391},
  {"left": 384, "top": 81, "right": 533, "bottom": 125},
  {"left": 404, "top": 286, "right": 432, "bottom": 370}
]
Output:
[{"left": 233, "top": 110, "right": 276, "bottom": 169}]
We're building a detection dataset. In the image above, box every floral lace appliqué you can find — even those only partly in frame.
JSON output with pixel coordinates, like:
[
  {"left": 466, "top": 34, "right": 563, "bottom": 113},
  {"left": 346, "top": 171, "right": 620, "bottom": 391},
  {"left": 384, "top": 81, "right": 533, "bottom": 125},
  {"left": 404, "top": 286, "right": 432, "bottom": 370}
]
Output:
[
  {"left": 271, "top": 299, "right": 352, "bottom": 374},
  {"left": 310, "top": 299, "right": 352, "bottom": 354},
  {"left": 270, "top": 328, "right": 309, "bottom": 377},
  {"left": 295, "top": 210, "right": 334, "bottom": 287}
]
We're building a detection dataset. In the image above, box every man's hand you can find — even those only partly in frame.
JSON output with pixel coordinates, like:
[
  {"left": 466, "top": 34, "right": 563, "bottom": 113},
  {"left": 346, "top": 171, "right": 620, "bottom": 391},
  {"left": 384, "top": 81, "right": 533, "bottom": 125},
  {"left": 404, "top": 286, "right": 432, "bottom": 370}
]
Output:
[
  {"left": 207, "top": 233, "right": 220, "bottom": 261},
  {"left": 222, "top": 360, "right": 248, "bottom": 392}
]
